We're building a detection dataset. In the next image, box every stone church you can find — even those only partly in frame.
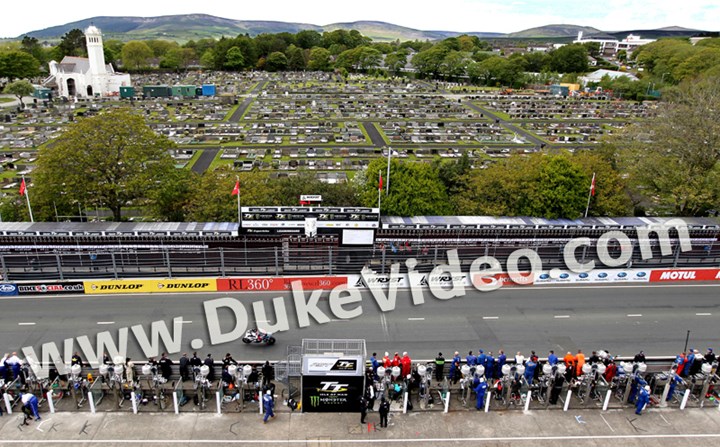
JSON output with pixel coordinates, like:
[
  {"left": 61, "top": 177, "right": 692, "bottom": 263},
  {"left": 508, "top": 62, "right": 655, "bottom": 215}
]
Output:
[{"left": 44, "top": 26, "right": 131, "bottom": 98}]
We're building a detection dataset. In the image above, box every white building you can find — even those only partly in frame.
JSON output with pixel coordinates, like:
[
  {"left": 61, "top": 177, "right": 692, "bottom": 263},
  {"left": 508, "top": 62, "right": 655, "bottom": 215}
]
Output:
[
  {"left": 578, "top": 69, "right": 639, "bottom": 85},
  {"left": 44, "top": 26, "right": 130, "bottom": 98},
  {"left": 573, "top": 31, "right": 655, "bottom": 56}
]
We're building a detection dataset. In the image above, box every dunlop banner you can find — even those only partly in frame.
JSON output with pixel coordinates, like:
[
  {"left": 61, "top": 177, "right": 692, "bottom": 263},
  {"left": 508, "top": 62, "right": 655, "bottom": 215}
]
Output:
[{"left": 84, "top": 279, "right": 217, "bottom": 294}]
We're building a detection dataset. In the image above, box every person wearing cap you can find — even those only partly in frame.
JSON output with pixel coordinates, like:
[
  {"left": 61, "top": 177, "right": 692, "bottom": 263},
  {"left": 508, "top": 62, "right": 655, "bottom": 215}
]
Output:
[
  {"left": 262, "top": 390, "right": 275, "bottom": 423},
  {"left": 635, "top": 385, "right": 650, "bottom": 415},
  {"left": 474, "top": 377, "right": 488, "bottom": 410},
  {"left": 400, "top": 352, "right": 412, "bottom": 378}
]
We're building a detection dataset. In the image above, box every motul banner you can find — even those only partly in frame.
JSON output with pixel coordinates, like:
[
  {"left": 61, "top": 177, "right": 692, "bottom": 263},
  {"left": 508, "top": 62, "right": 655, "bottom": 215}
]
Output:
[{"left": 649, "top": 269, "right": 720, "bottom": 282}]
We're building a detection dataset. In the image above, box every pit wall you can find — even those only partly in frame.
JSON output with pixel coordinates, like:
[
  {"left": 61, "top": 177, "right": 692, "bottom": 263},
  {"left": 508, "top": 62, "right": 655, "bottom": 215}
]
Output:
[{"left": 0, "top": 268, "right": 718, "bottom": 296}]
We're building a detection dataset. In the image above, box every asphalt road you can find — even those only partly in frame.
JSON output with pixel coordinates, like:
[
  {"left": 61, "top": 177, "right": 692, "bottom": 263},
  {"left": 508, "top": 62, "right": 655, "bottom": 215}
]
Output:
[{"left": 1, "top": 283, "right": 718, "bottom": 363}]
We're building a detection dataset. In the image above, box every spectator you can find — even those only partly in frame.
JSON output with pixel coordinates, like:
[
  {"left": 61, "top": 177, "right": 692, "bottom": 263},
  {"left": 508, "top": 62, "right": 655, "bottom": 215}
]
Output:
[
  {"left": 466, "top": 351, "right": 476, "bottom": 367},
  {"left": 434, "top": 353, "right": 445, "bottom": 382},
  {"left": 633, "top": 350, "right": 646, "bottom": 364},
  {"left": 179, "top": 353, "right": 190, "bottom": 382},
  {"left": 515, "top": 352, "right": 525, "bottom": 366},
  {"left": 204, "top": 354, "right": 215, "bottom": 381},
  {"left": 71, "top": 352, "right": 83, "bottom": 366},
  {"left": 102, "top": 352, "right": 111, "bottom": 365},
  {"left": 548, "top": 350, "right": 558, "bottom": 366},
  {"left": 401, "top": 352, "right": 412, "bottom": 378},
  {"left": 588, "top": 351, "right": 600, "bottom": 365},
  {"left": 705, "top": 348, "right": 716, "bottom": 365},
  {"left": 223, "top": 353, "right": 238, "bottom": 369},
  {"left": 379, "top": 397, "right": 390, "bottom": 428},
  {"left": 159, "top": 353, "right": 172, "bottom": 380},
  {"left": 262, "top": 361, "right": 274, "bottom": 387}
]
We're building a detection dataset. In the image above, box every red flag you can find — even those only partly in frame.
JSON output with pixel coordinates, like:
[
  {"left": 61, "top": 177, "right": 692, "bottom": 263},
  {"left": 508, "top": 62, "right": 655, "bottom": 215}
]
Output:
[
  {"left": 19, "top": 178, "right": 26, "bottom": 196},
  {"left": 231, "top": 180, "right": 239, "bottom": 196},
  {"left": 378, "top": 173, "right": 383, "bottom": 191},
  {"left": 590, "top": 173, "right": 596, "bottom": 197}
]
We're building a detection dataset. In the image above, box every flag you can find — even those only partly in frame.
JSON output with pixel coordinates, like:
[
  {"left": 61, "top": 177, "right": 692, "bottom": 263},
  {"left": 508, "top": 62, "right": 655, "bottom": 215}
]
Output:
[
  {"left": 378, "top": 173, "right": 383, "bottom": 191},
  {"left": 231, "top": 180, "right": 240, "bottom": 196},
  {"left": 590, "top": 173, "right": 596, "bottom": 197},
  {"left": 19, "top": 178, "right": 26, "bottom": 196}
]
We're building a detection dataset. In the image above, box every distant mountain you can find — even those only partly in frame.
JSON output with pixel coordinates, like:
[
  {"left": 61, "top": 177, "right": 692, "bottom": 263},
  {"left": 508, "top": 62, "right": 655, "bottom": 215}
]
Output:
[
  {"left": 18, "top": 15, "right": 709, "bottom": 43},
  {"left": 23, "top": 14, "right": 321, "bottom": 41},
  {"left": 507, "top": 24, "right": 603, "bottom": 38}
]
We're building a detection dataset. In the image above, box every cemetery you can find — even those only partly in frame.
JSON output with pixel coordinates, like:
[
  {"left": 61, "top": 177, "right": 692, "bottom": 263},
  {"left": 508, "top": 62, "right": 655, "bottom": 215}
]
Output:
[{"left": 1, "top": 70, "right": 659, "bottom": 187}]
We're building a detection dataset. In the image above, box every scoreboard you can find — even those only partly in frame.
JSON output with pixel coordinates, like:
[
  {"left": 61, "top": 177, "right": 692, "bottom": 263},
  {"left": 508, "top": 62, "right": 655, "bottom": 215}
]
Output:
[{"left": 240, "top": 206, "right": 380, "bottom": 241}]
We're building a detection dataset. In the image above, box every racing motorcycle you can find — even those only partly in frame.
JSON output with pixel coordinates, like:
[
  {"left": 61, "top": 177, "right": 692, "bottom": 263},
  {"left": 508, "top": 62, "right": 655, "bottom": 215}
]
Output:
[{"left": 241, "top": 329, "right": 276, "bottom": 345}]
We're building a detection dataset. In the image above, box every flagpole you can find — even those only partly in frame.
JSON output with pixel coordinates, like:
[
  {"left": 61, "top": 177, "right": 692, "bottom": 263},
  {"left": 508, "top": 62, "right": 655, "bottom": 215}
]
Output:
[
  {"left": 22, "top": 175, "right": 34, "bottom": 223},
  {"left": 378, "top": 171, "right": 382, "bottom": 210},
  {"left": 386, "top": 147, "right": 391, "bottom": 195},
  {"left": 584, "top": 172, "right": 595, "bottom": 218},
  {"left": 236, "top": 176, "right": 241, "bottom": 224}
]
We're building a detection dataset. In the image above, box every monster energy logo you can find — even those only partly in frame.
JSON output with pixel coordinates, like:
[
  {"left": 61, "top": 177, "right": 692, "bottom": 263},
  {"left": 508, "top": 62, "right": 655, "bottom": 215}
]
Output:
[{"left": 310, "top": 395, "right": 320, "bottom": 407}]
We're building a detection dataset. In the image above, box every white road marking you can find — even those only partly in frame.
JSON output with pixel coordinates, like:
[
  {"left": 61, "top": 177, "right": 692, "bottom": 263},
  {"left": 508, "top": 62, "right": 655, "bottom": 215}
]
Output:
[
  {"left": 180, "top": 320, "right": 193, "bottom": 324},
  {"left": 600, "top": 414, "right": 615, "bottom": 432},
  {"left": 482, "top": 316, "right": 499, "bottom": 320},
  {"left": 554, "top": 315, "right": 570, "bottom": 319},
  {"left": 408, "top": 317, "right": 425, "bottom": 321},
  {"left": 627, "top": 314, "right": 643, "bottom": 317},
  {"left": 696, "top": 313, "right": 712, "bottom": 316},
  {"left": 18, "top": 322, "right": 36, "bottom": 326},
  {"left": 97, "top": 321, "right": 115, "bottom": 325},
  {"left": 380, "top": 313, "right": 390, "bottom": 341}
]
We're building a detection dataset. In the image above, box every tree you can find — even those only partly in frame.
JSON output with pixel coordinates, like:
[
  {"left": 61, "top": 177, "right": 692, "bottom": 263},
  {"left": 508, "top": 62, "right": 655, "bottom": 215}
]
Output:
[
  {"left": 384, "top": 50, "right": 408, "bottom": 76},
  {"left": 285, "top": 45, "right": 307, "bottom": 71},
  {"left": 265, "top": 51, "right": 288, "bottom": 71},
  {"left": 160, "top": 47, "right": 196, "bottom": 71},
  {"left": 307, "top": 47, "right": 331, "bottom": 71},
  {"left": 3, "top": 80, "right": 34, "bottom": 108},
  {"left": 358, "top": 158, "right": 453, "bottom": 216},
  {"left": 147, "top": 167, "right": 195, "bottom": 221},
  {"left": 121, "top": 41, "right": 153, "bottom": 69},
  {"left": 145, "top": 40, "right": 178, "bottom": 58},
  {"left": 296, "top": 30, "right": 322, "bottom": 49},
  {"left": 32, "top": 109, "right": 177, "bottom": 221},
  {"left": 20, "top": 36, "right": 45, "bottom": 63},
  {"left": 617, "top": 76, "right": 720, "bottom": 216},
  {"left": 185, "top": 167, "right": 280, "bottom": 221},
  {"left": 0, "top": 51, "right": 40, "bottom": 81},
  {"left": 57, "top": 29, "right": 87, "bottom": 57},
  {"left": 456, "top": 153, "right": 594, "bottom": 219},
  {"left": 224, "top": 46, "right": 245, "bottom": 70},
  {"left": 549, "top": 44, "right": 589, "bottom": 73}
]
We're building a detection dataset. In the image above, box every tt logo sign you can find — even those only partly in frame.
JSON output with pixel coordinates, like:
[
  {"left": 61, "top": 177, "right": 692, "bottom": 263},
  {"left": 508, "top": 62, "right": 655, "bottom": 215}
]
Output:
[
  {"left": 320, "top": 381, "right": 348, "bottom": 392},
  {"left": 335, "top": 361, "right": 354, "bottom": 370}
]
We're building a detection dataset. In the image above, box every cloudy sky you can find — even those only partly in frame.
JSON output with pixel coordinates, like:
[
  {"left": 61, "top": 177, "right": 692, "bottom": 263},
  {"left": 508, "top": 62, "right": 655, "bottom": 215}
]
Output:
[{"left": 3, "top": 0, "right": 718, "bottom": 38}]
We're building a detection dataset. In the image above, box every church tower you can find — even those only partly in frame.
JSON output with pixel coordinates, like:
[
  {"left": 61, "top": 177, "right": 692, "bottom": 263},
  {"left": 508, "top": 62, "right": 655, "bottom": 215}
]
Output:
[{"left": 85, "top": 25, "right": 106, "bottom": 75}]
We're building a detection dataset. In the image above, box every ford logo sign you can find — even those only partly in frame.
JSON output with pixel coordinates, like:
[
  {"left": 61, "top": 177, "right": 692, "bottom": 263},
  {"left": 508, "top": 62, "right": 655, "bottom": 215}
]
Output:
[
  {"left": 579, "top": 272, "right": 589, "bottom": 278},
  {"left": 0, "top": 284, "right": 16, "bottom": 293},
  {"left": 559, "top": 273, "right": 569, "bottom": 279},
  {"left": 598, "top": 272, "right": 608, "bottom": 278},
  {"left": 636, "top": 272, "right": 646, "bottom": 277},
  {"left": 617, "top": 272, "right": 627, "bottom": 278},
  {"left": 539, "top": 274, "right": 550, "bottom": 280}
]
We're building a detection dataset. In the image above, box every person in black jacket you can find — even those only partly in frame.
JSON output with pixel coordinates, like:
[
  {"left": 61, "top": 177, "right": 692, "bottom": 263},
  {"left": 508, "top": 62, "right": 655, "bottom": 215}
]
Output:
[
  {"left": 359, "top": 395, "right": 368, "bottom": 424},
  {"left": 204, "top": 354, "right": 215, "bottom": 381},
  {"left": 190, "top": 352, "right": 202, "bottom": 378},
  {"left": 434, "top": 353, "right": 445, "bottom": 382},
  {"left": 262, "top": 361, "right": 274, "bottom": 387},
  {"left": 159, "top": 353, "right": 173, "bottom": 381},
  {"left": 378, "top": 397, "right": 390, "bottom": 428},
  {"left": 179, "top": 353, "right": 190, "bottom": 382}
]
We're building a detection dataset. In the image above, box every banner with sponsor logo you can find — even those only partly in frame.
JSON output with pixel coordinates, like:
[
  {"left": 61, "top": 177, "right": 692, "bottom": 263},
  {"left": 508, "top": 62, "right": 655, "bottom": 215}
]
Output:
[
  {"left": 217, "top": 276, "right": 348, "bottom": 292},
  {"left": 472, "top": 273, "right": 534, "bottom": 288},
  {"left": 533, "top": 269, "right": 650, "bottom": 285},
  {"left": 17, "top": 282, "right": 85, "bottom": 295},
  {"left": 649, "top": 269, "right": 720, "bottom": 282},
  {"left": 84, "top": 279, "right": 217, "bottom": 294},
  {"left": 0, "top": 283, "right": 18, "bottom": 296},
  {"left": 302, "top": 374, "right": 364, "bottom": 413}
]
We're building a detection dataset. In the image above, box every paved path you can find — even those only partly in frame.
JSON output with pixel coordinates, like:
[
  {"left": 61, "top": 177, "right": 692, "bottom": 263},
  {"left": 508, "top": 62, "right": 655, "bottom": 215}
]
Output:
[
  {"left": 1, "top": 406, "right": 719, "bottom": 446},
  {"left": 361, "top": 121, "right": 386, "bottom": 147},
  {"left": 463, "top": 101, "right": 547, "bottom": 147}
]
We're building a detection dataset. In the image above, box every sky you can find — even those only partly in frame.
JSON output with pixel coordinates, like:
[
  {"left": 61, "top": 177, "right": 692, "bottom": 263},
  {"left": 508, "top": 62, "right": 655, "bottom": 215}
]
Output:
[{"left": 2, "top": 0, "right": 719, "bottom": 38}]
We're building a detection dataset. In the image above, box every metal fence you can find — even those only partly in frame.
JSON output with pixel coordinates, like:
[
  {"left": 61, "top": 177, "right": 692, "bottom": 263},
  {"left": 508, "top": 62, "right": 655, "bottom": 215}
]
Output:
[{"left": 1, "top": 239, "right": 719, "bottom": 282}]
